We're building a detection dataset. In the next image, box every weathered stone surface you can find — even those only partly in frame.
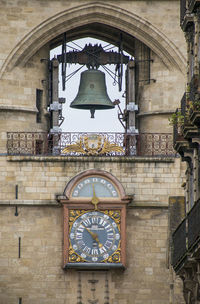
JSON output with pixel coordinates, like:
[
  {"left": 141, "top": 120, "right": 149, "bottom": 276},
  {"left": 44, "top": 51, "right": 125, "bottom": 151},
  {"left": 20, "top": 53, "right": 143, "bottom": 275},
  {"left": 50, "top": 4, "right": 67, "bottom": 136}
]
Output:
[{"left": 0, "top": 0, "right": 186, "bottom": 303}]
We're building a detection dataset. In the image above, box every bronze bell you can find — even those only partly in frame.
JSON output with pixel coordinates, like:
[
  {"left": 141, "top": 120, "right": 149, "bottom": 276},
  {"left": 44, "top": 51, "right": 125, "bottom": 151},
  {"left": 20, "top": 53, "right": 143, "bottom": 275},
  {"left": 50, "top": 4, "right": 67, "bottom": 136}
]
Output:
[{"left": 70, "top": 69, "right": 115, "bottom": 118}]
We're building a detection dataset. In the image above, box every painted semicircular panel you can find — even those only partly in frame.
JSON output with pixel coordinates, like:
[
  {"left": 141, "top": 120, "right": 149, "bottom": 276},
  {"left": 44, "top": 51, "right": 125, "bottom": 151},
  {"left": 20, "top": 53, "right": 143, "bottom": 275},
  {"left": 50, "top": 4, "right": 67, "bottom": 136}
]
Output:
[{"left": 71, "top": 176, "right": 119, "bottom": 198}]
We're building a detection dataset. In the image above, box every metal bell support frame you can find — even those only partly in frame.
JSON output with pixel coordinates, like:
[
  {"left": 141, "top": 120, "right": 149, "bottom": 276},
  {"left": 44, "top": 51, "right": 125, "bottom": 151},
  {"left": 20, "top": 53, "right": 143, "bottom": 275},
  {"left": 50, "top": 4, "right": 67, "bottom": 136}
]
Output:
[{"left": 70, "top": 69, "right": 115, "bottom": 118}]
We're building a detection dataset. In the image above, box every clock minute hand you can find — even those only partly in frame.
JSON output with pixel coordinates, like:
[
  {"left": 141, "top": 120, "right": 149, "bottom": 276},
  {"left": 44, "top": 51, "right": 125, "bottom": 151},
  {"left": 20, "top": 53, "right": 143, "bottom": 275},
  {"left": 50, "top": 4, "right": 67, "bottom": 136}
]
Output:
[
  {"left": 84, "top": 226, "right": 96, "bottom": 238},
  {"left": 83, "top": 226, "right": 103, "bottom": 248}
]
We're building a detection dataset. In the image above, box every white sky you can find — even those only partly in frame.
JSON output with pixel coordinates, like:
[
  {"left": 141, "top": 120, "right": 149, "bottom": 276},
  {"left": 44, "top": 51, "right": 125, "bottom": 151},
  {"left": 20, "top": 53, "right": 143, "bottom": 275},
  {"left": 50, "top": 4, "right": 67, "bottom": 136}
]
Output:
[{"left": 50, "top": 37, "right": 129, "bottom": 133}]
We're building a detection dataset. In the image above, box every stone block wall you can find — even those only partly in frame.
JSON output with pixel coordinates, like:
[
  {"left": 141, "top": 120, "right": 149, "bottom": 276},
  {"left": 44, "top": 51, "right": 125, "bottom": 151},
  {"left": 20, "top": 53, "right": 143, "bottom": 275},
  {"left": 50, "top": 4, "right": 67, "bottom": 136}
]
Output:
[
  {"left": 0, "top": 156, "right": 185, "bottom": 303},
  {"left": 0, "top": 0, "right": 186, "bottom": 153},
  {"left": 1, "top": 156, "right": 185, "bottom": 203},
  {"left": 0, "top": 206, "right": 173, "bottom": 304},
  {"left": 0, "top": 0, "right": 188, "bottom": 303}
]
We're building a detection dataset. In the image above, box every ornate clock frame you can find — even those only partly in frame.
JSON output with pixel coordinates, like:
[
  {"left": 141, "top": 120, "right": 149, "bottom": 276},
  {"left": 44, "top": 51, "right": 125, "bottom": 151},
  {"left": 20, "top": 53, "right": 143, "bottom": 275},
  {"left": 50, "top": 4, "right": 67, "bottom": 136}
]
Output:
[{"left": 58, "top": 169, "right": 131, "bottom": 270}]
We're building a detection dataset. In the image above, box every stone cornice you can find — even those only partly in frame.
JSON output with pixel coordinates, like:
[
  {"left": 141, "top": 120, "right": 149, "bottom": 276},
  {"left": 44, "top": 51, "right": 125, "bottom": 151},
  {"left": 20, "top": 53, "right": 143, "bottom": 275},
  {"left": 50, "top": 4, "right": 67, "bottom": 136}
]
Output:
[
  {"left": 0, "top": 105, "right": 38, "bottom": 113},
  {"left": 137, "top": 110, "right": 175, "bottom": 117},
  {"left": 6, "top": 155, "right": 176, "bottom": 163},
  {"left": 0, "top": 200, "right": 168, "bottom": 208}
]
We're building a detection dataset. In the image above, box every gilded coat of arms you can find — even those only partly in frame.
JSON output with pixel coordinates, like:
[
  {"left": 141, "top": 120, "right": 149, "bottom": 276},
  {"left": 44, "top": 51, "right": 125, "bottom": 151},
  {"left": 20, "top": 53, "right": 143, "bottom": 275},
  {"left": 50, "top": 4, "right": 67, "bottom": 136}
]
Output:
[{"left": 62, "top": 135, "right": 124, "bottom": 155}]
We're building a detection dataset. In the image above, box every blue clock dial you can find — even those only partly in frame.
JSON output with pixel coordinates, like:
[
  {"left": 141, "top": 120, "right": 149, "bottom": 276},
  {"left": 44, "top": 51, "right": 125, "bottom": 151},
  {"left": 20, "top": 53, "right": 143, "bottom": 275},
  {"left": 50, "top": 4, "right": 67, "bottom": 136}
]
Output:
[
  {"left": 69, "top": 211, "right": 120, "bottom": 263},
  {"left": 72, "top": 176, "right": 119, "bottom": 198}
]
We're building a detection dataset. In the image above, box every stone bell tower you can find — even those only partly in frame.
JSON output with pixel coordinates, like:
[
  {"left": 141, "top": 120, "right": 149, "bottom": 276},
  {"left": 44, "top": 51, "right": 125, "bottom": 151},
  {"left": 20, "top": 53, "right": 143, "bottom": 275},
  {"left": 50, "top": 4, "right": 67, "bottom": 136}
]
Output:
[{"left": 0, "top": 1, "right": 187, "bottom": 303}]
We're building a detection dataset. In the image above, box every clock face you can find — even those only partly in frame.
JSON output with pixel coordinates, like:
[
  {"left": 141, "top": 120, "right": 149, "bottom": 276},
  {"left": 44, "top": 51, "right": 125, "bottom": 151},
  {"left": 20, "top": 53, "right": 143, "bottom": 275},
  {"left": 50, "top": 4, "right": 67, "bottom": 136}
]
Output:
[
  {"left": 71, "top": 176, "right": 119, "bottom": 198},
  {"left": 69, "top": 210, "right": 121, "bottom": 263}
]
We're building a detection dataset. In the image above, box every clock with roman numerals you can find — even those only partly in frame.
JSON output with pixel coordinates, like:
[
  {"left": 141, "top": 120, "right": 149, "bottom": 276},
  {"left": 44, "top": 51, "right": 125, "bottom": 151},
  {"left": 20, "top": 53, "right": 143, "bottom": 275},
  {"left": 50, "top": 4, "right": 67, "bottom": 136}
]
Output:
[
  {"left": 60, "top": 170, "right": 130, "bottom": 269},
  {"left": 69, "top": 210, "right": 121, "bottom": 264}
]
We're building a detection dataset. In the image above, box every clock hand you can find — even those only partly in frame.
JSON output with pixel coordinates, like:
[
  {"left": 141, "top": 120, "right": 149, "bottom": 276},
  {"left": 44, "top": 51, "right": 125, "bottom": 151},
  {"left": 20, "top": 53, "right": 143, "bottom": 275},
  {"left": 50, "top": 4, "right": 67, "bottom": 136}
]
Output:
[
  {"left": 93, "top": 234, "right": 103, "bottom": 248},
  {"left": 84, "top": 226, "right": 96, "bottom": 238},
  {"left": 91, "top": 184, "right": 99, "bottom": 210},
  {"left": 83, "top": 226, "right": 103, "bottom": 248}
]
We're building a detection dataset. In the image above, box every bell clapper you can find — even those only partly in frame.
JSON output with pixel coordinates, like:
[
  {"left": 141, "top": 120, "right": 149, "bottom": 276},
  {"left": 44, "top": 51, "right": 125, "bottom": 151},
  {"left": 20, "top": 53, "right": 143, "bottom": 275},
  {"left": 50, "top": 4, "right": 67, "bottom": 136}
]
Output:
[{"left": 90, "top": 108, "right": 95, "bottom": 118}]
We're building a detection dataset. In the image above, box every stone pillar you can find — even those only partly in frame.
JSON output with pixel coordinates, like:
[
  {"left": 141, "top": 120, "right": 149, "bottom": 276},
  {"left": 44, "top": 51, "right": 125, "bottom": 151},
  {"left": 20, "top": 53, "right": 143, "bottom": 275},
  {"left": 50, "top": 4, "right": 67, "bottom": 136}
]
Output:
[
  {"left": 125, "top": 60, "right": 138, "bottom": 155},
  {"left": 50, "top": 57, "right": 62, "bottom": 133}
]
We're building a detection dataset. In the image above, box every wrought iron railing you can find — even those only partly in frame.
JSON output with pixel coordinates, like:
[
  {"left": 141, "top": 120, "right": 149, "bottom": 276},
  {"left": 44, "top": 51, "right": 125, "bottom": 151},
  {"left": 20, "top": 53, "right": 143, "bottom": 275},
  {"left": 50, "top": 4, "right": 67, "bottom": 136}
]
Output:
[
  {"left": 172, "top": 199, "right": 200, "bottom": 269},
  {"left": 173, "top": 110, "right": 178, "bottom": 147},
  {"left": 189, "top": 75, "right": 200, "bottom": 104},
  {"left": 181, "top": 92, "right": 186, "bottom": 120},
  {"left": 180, "top": 92, "right": 192, "bottom": 125},
  {"left": 172, "top": 218, "right": 187, "bottom": 267},
  {"left": 173, "top": 108, "right": 184, "bottom": 147},
  {"left": 188, "top": 198, "right": 200, "bottom": 249},
  {"left": 188, "top": 75, "right": 200, "bottom": 112},
  {"left": 7, "top": 132, "right": 50, "bottom": 155},
  {"left": 7, "top": 132, "right": 176, "bottom": 157},
  {"left": 137, "top": 133, "right": 174, "bottom": 156}
]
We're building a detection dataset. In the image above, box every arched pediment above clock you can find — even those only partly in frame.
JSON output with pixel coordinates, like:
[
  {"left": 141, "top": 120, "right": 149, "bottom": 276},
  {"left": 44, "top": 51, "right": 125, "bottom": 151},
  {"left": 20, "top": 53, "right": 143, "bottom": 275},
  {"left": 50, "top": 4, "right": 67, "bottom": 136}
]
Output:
[{"left": 63, "top": 169, "right": 129, "bottom": 202}]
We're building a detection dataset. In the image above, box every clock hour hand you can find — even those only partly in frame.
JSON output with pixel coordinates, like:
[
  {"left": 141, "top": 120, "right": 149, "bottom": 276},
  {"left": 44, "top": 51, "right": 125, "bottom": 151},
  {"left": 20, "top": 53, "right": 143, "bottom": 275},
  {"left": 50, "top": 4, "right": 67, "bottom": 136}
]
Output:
[
  {"left": 91, "top": 184, "right": 99, "bottom": 210},
  {"left": 83, "top": 226, "right": 103, "bottom": 248},
  {"left": 93, "top": 235, "right": 103, "bottom": 248}
]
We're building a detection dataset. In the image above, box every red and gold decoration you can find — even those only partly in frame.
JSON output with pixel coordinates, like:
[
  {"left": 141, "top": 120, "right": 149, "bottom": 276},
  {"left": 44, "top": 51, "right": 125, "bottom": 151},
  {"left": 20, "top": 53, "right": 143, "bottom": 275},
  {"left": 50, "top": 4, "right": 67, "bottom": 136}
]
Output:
[
  {"left": 57, "top": 169, "right": 132, "bottom": 269},
  {"left": 62, "top": 135, "right": 124, "bottom": 156}
]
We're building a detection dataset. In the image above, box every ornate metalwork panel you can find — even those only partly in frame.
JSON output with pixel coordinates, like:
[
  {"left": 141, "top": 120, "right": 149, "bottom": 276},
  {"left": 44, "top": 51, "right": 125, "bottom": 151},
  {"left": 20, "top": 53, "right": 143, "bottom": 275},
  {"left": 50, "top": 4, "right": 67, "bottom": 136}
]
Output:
[
  {"left": 7, "top": 132, "right": 175, "bottom": 157},
  {"left": 137, "top": 133, "right": 175, "bottom": 156}
]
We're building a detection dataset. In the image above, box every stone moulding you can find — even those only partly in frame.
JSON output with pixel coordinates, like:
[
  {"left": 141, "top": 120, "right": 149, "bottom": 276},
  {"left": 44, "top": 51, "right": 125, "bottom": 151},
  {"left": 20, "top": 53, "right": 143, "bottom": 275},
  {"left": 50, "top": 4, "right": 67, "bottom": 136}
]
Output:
[
  {"left": 0, "top": 200, "right": 59, "bottom": 206},
  {"left": 0, "top": 200, "right": 168, "bottom": 208},
  {"left": 6, "top": 155, "right": 176, "bottom": 163},
  {"left": 0, "top": 2, "right": 186, "bottom": 78},
  {"left": 0, "top": 105, "right": 38, "bottom": 114}
]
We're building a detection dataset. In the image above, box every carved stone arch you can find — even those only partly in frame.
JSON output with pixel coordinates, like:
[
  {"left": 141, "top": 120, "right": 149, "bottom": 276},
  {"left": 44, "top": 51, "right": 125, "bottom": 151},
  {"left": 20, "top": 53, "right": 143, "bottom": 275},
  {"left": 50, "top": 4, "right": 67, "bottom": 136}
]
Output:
[
  {"left": 1, "top": 2, "right": 186, "bottom": 78},
  {"left": 63, "top": 169, "right": 127, "bottom": 200}
]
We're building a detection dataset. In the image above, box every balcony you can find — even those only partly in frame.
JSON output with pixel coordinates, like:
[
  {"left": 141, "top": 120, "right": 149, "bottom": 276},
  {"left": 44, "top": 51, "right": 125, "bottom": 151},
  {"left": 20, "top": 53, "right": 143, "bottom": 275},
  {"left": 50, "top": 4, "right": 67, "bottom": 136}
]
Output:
[
  {"left": 188, "top": 75, "right": 200, "bottom": 127},
  {"left": 172, "top": 92, "right": 200, "bottom": 155},
  {"left": 172, "top": 199, "right": 200, "bottom": 271},
  {"left": 180, "top": 92, "right": 198, "bottom": 138},
  {"left": 172, "top": 218, "right": 187, "bottom": 270},
  {"left": 188, "top": 199, "right": 200, "bottom": 250},
  {"left": 172, "top": 108, "right": 189, "bottom": 156},
  {"left": 7, "top": 132, "right": 176, "bottom": 157},
  {"left": 172, "top": 199, "right": 200, "bottom": 301}
]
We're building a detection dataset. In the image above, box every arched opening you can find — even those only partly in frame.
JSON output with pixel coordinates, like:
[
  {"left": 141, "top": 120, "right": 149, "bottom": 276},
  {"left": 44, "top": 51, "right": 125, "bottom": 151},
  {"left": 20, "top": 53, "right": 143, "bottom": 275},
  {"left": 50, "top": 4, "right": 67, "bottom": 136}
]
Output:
[
  {"left": 5, "top": 3, "right": 185, "bottom": 157},
  {"left": 48, "top": 22, "right": 156, "bottom": 135},
  {"left": 50, "top": 35, "right": 132, "bottom": 132},
  {"left": 49, "top": 22, "right": 142, "bottom": 57}
]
